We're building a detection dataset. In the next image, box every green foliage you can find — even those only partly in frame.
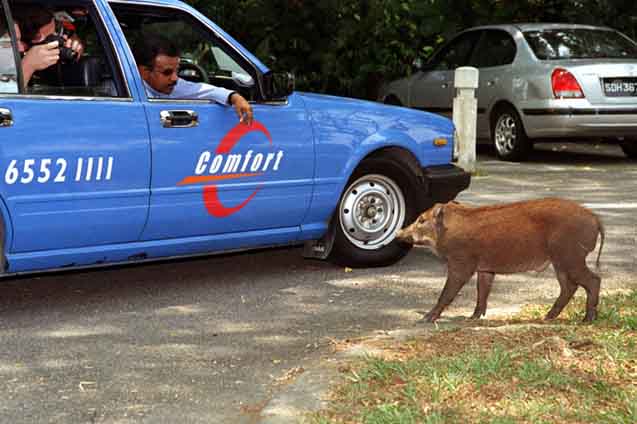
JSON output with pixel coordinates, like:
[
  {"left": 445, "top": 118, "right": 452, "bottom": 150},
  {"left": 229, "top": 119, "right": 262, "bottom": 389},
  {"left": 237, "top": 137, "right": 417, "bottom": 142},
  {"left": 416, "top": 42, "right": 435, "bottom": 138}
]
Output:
[
  {"left": 186, "top": 0, "right": 637, "bottom": 99},
  {"left": 596, "top": 290, "right": 637, "bottom": 330},
  {"left": 362, "top": 403, "right": 424, "bottom": 424}
]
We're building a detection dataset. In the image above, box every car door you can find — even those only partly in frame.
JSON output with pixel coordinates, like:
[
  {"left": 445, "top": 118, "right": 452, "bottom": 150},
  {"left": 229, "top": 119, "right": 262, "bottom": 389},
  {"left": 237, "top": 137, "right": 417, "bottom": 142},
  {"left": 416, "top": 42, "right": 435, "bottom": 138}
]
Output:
[
  {"left": 468, "top": 29, "right": 517, "bottom": 138},
  {"left": 111, "top": 3, "right": 314, "bottom": 242},
  {"left": 0, "top": 1, "right": 150, "bottom": 258},
  {"left": 409, "top": 30, "right": 482, "bottom": 118}
]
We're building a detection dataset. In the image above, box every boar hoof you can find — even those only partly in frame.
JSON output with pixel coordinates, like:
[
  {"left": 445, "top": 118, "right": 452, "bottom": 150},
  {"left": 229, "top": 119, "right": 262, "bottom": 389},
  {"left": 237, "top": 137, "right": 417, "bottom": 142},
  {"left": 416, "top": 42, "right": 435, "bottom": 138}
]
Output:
[
  {"left": 583, "top": 310, "right": 597, "bottom": 322},
  {"left": 469, "top": 312, "right": 483, "bottom": 320},
  {"left": 419, "top": 310, "right": 439, "bottom": 323},
  {"left": 544, "top": 310, "right": 560, "bottom": 321}
]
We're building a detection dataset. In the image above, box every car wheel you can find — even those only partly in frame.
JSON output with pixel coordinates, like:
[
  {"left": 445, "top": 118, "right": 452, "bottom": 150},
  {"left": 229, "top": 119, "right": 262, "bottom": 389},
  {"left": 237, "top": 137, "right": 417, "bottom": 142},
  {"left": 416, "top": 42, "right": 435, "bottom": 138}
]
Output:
[
  {"left": 620, "top": 139, "right": 637, "bottom": 159},
  {"left": 328, "top": 157, "right": 417, "bottom": 268},
  {"left": 491, "top": 106, "right": 532, "bottom": 161}
]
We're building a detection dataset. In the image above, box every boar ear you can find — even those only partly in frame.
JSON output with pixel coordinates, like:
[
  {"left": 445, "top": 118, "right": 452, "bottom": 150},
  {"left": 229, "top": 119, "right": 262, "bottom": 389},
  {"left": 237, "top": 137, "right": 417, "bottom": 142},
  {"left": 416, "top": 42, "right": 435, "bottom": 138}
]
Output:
[{"left": 433, "top": 204, "right": 446, "bottom": 239}]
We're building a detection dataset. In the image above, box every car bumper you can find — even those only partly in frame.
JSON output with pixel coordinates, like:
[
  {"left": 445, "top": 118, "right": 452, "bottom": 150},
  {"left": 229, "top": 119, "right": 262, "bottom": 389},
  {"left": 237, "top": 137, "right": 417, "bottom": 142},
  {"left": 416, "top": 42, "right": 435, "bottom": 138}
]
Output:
[
  {"left": 419, "top": 164, "right": 471, "bottom": 210},
  {"left": 521, "top": 108, "right": 637, "bottom": 139}
]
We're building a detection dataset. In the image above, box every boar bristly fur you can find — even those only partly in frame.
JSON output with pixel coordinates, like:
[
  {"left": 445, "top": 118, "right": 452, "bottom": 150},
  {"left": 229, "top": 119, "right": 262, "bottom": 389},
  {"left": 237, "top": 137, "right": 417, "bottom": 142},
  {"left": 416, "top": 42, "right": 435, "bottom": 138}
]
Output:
[{"left": 396, "top": 198, "right": 604, "bottom": 323}]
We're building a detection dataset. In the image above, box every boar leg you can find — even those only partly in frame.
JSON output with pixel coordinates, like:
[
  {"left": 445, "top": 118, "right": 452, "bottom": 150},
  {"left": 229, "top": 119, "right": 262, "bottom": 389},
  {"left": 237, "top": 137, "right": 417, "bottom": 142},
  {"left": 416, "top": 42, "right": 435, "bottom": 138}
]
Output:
[
  {"left": 570, "top": 266, "right": 601, "bottom": 322},
  {"left": 423, "top": 263, "right": 476, "bottom": 322},
  {"left": 470, "top": 271, "right": 495, "bottom": 319},
  {"left": 549, "top": 249, "right": 601, "bottom": 322},
  {"left": 545, "top": 268, "right": 577, "bottom": 320}
]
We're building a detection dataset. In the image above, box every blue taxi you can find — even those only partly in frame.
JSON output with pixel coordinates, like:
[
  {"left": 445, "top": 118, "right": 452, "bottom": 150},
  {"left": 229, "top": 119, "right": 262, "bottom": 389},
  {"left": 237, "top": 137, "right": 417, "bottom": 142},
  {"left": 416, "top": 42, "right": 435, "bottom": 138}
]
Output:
[{"left": 0, "top": 0, "right": 469, "bottom": 275}]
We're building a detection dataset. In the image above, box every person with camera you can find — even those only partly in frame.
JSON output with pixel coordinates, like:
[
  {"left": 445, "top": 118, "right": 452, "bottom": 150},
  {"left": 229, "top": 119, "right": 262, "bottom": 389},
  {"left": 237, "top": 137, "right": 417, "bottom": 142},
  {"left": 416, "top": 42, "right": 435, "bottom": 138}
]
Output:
[
  {"left": 13, "top": 5, "right": 84, "bottom": 85},
  {"left": 14, "top": 22, "right": 58, "bottom": 85},
  {"left": 133, "top": 34, "right": 254, "bottom": 125},
  {"left": 0, "top": 17, "right": 59, "bottom": 87}
]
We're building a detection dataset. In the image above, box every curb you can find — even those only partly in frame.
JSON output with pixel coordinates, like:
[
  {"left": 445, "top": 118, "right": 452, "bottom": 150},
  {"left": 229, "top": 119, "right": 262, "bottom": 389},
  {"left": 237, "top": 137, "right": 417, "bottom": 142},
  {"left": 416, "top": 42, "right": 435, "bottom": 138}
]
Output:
[{"left": 257, "top": 325, "right": 453, "bottom": 423}]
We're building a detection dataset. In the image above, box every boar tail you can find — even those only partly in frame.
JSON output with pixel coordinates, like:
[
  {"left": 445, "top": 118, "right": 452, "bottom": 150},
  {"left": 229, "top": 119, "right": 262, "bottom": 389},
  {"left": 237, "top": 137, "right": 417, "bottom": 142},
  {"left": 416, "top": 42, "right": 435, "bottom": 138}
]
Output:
[{"left": 594, "top": 214, "right": 605, "bottom": 269}]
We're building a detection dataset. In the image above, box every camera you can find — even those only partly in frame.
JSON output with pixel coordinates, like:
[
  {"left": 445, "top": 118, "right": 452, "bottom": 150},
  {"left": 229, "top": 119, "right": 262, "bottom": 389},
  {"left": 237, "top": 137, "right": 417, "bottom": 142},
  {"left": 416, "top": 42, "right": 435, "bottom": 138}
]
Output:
[{"left": 38, "top": 34, "right": 77, "bottom": 63}]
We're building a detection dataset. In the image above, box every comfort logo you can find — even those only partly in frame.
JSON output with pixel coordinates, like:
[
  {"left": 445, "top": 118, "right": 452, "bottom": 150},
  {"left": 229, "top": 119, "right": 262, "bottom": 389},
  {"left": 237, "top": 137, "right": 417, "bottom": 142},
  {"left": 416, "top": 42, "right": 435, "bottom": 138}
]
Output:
[{"left": 177, "top": 121, "right": 284, "bottom": 217}]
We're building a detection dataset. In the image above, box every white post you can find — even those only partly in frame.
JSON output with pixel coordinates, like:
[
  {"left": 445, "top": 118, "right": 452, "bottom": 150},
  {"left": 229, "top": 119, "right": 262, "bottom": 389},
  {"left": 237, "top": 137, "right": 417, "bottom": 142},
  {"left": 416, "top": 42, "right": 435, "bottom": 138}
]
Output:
[{"left": 452, "top": 67, "right": 479, "bottom": 173}]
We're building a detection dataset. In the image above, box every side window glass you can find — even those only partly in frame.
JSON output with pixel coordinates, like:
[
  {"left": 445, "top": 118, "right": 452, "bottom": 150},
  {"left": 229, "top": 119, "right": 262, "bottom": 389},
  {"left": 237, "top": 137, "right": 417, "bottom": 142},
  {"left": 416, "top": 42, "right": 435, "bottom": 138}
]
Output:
[
  {"left": 433, "top": 32, "right": 480, "bottom": 71},
  {"left": 0, "top": 3, "right": 19, "bottom": 94},
  {"left": 9, "top": 1, "right": 127, "bottom": 98},
  {"left": 112, "top": 5, "right": 257, "bottom": 101},
  {"left": 472, "top": 30, "right": 517, "bottom": 68}
]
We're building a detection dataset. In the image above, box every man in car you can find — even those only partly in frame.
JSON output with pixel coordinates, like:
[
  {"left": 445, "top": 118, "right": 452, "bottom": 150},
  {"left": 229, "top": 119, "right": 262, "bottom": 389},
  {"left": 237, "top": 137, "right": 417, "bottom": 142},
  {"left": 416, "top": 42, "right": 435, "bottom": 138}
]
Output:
[
  {"left": 0, "top": 12, "right": 60, "bottom": 88},
  {"left": 133, "top": 34, "right": 253, "bottom": 125},
  {"left": 13, "top": 23, "right": 58, "bottom": 86},
  {"left": 12, "top": 5, "right": 84, "bottom": 86}
]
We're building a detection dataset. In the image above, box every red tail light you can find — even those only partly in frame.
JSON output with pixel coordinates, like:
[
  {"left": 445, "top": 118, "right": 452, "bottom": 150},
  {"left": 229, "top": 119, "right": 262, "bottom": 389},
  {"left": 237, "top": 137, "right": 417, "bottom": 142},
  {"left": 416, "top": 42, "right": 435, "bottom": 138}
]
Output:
[{"left": 552, "top": 68, "right": 584, "bottom": 98}]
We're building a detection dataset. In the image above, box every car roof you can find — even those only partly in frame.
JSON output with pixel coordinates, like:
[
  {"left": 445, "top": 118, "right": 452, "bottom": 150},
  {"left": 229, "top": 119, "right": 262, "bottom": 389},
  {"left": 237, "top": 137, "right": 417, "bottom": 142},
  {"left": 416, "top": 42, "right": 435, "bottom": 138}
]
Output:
[{"left": 462, "top": 23, "right": 616, "bottom": 33}]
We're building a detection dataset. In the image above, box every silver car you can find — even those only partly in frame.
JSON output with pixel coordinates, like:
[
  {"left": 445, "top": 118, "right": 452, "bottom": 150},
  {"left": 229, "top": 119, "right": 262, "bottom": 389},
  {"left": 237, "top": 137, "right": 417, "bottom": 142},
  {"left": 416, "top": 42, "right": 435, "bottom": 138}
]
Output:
[{"left": 379, "top": 24, "right": 637, "bottom": 161}]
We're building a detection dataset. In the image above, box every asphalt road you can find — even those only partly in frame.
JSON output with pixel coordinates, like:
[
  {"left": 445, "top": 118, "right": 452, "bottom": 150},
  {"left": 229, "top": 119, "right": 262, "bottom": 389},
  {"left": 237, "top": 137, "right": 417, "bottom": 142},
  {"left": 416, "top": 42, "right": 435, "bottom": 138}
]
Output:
[{"left": 0, "top": 142, "right": 635, "bottom": 424}]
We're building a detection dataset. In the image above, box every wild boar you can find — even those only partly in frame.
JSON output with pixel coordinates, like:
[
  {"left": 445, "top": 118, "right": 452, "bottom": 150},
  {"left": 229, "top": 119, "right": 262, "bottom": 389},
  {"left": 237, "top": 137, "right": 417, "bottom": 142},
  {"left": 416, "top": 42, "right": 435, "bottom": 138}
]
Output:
[{"left": 396, "top": 198, "right": 604, "bottom": 322}]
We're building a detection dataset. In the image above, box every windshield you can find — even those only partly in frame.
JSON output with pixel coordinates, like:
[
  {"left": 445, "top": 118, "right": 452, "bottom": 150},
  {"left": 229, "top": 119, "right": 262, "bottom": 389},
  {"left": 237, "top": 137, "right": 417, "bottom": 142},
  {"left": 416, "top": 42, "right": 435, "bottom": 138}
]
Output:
[{"left": 524, "top": 28, "right": 637, "bottom": 60}]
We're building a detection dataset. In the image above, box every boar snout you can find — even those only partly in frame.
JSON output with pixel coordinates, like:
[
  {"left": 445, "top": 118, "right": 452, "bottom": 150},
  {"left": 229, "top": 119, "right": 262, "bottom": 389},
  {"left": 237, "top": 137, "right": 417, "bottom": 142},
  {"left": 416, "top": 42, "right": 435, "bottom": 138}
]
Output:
[
  {"left": 395, "top": 228, "right": 414, "bottom": 245},
  {"left": 396, "top": 220, "right": 437, "bottom": 248}
]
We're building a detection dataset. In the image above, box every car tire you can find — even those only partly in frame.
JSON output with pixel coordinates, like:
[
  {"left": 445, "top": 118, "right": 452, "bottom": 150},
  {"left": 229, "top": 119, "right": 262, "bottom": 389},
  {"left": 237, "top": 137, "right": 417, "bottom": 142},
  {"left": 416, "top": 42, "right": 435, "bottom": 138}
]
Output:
[
  {"left": 491, "top": 106, "right": 532, "bottom": 161},
  {"left": 328, "top": 157, "right": 417, "bottom": 268},
  {"left": 620, "top": 139, "right": 637, "bottom": 159}
]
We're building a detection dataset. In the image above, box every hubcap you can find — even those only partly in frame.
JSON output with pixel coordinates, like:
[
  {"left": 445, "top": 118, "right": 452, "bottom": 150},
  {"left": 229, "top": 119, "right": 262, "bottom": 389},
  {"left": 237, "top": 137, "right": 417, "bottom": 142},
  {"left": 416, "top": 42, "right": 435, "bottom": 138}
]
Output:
[
  {"left": 494, "top": 114, "right": 517, "bottom": 155},
  {"left": 339, "top": 174, "right": 406, "bottom": 250}
]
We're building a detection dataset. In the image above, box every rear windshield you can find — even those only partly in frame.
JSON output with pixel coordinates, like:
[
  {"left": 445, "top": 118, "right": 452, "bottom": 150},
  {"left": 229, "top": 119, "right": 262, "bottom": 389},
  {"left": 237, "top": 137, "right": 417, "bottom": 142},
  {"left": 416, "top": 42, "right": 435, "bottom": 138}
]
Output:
[{"left": 523, "top": 29, "right": 637, "bottom": 60}]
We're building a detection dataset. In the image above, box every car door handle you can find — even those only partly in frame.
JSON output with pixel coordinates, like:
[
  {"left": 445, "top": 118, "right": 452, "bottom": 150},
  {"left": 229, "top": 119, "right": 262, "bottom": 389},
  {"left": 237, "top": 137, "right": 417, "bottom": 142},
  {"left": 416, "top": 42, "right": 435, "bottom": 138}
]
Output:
[
  {"left": 0, "top": 108, "right": 13, "bottom": 127},
  {"left": 160, "top": 110, "right": 199, "bottom": 128},
  {"left": 441, "top": 82, "right": 450, "bottom": 89},
  {"left": 486, "top": 80, "right": 496, "bottom": 87}
]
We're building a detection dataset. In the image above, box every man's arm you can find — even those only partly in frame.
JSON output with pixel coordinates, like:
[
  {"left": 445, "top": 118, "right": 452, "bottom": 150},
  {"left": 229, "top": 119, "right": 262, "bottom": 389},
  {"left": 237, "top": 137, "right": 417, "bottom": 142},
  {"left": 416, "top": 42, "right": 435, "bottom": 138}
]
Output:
[
  {"left": 173, "top": 78, "right": 234, "bottom": 103},
  {"left": 172, "top": 79, "right": 253, "bottom": 124}
]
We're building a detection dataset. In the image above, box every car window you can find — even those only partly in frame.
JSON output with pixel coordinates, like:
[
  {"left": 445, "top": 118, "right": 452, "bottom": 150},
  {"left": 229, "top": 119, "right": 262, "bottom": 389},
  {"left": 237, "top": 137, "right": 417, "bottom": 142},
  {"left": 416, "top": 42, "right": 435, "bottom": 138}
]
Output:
[
  {"left": 111, "top": 3, "right": 258, "bottom": 100},
  {"left": 431, "top": 31, "right": 481, "bottom": 71},
  {"left": 471, "top": 30, "right": 516, "bottom": 68},
  {"left": 524, "top": 28, "right": 637, "bottom": 60},
  {"left": 0, "top": 3, "right": 19, "bottom": 94},
  {"left": 7, "top": 0, "right": 127, "bottom": 97}
]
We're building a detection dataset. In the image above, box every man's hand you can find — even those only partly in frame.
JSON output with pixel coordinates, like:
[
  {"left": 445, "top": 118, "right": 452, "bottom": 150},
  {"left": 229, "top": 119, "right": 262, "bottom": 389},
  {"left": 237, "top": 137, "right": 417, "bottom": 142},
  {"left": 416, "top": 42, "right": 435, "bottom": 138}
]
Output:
[
  {"left": 64, "top": 34, "right": 85, "bottom": 61},
  {"left": 23, "top": 41, "right": 60, "bottom": 70},
  {"left": 21, "top": 41, "right": 60, "bottom": 85},
  {"left": 229, "top": 93, "right": 253, "bottom": 125}
]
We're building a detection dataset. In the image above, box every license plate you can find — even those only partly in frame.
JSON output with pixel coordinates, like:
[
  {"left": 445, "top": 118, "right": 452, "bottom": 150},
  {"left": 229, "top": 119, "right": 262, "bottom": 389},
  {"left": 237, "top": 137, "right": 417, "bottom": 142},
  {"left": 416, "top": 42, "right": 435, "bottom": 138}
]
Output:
[{"left": 603, "top": 78, "right": 637, "bottom": 97}]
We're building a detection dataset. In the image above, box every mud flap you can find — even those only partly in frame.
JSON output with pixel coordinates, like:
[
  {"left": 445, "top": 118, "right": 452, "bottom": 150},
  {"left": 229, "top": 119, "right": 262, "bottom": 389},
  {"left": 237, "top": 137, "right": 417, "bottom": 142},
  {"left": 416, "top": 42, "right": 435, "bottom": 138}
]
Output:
[{"left": 302, "top": 218, "right": 336, "bottom": 260}]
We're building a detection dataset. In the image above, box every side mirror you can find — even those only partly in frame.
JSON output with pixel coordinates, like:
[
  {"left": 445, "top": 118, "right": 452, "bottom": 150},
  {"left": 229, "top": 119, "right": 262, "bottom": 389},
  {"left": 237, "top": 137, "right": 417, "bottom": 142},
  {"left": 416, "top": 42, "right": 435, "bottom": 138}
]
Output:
[
  {"left": 263, "top": 71, "right": 294, "bottom": 100},
  {"left": 231, "top": 71, "right": 255, "bottom": 88}
]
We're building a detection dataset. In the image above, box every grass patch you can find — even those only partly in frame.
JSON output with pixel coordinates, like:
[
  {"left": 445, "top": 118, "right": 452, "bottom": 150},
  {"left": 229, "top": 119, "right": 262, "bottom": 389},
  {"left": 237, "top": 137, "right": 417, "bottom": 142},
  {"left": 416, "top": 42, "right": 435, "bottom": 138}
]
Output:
[{"left": 310, "top": 290, "right": 637, "bottom": 423}]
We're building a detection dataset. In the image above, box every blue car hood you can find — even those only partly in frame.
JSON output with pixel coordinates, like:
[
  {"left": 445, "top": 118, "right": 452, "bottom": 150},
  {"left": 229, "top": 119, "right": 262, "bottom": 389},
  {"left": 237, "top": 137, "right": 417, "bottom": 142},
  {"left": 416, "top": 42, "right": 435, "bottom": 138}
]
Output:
[{"left": 296, "top": 91, "right": 454, "bottom": 138}]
